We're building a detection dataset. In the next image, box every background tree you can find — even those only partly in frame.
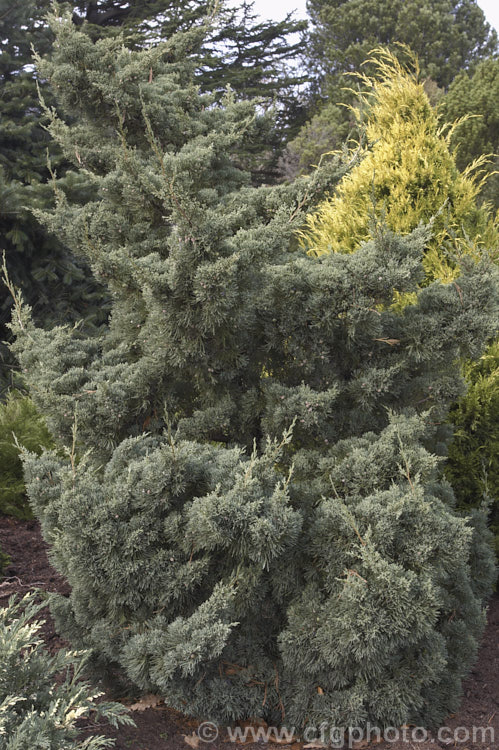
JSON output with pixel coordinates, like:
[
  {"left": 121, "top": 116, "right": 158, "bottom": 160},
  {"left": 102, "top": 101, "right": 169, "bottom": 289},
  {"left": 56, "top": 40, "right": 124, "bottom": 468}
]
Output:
[
  {"left": 278, "top": 102, "right": 355, "bottom": 180},
  {"left": 306, "top": 0, "right": 498, "bottom": 96},
  {"left": 197, "top": 2, "right": 308, "bottom": 181},
  {"left": 439, "top": 57, "right": 499, "bottom": 209},
  {"left": 300, "top": 51, "right": 498, "bottom": 275},
  {"left": 0, "top": 390, "right": 54, "bottom": 519},
  {"left": 10, "top": 13, "right": 498, "bottom": 730}
]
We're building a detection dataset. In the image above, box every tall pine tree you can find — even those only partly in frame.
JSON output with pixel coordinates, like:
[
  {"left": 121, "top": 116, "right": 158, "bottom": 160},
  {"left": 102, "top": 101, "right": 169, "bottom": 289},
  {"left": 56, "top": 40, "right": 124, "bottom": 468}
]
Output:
[
  {"left": 11, "top": 12, "right": 498, "bottom": 731},
  {"left": 306, "top": 0, "right": 498, "bottom": 96},
  {"left": 439, "top": 57, "right": 499, "bottom": 209}
]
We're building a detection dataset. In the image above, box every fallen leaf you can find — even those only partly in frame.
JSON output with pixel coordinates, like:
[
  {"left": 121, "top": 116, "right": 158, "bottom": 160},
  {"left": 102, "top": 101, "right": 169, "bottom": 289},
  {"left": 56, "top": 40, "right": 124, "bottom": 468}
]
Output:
[
  {"left": 373, "top": 337, "right": 400, "bottom": 346},
  {"left": 316, "top": 686, "right": 324, "bottom": 695},
  {"left": 183, "top": 732, "right": 200, "bottom": 748},
  {"left": 129, "top": 693, "right": 163, "bottom": 712}
]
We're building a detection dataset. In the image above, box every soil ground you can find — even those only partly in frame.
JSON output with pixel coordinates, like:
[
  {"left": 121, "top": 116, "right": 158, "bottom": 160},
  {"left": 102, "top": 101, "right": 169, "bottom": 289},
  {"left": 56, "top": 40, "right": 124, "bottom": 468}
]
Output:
[{"left": 1, "top": 515, "right": 498, "bottom": 750}]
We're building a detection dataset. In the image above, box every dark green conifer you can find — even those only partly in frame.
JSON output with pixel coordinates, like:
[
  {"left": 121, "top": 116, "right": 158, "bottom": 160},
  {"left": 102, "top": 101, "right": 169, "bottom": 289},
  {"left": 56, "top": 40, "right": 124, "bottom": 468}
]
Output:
[
  {"left": 439, "top": 57, "right": 499, "bottom": 209},
  {"left": 306, "top": 0, "right": 498, "bottom": 96}
]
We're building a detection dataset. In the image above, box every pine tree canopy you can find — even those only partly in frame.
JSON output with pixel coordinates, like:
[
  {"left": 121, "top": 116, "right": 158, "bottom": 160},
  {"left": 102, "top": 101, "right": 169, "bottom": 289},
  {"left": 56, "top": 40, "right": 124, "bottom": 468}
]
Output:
[
  {"left": 306, "top": 0, "right": 498, "bottom": 95},
  {"left": 11, "top": 12, "right": 499, "bottom": 732},
  {"left": 293, "top": 0, "right": 499, "bottom": 181},
  {"left": 439, "top": 57, "right": 499, "bottom": 210},
  {"left": 70, "top": 0, "right": 183, "bottom": 27}
]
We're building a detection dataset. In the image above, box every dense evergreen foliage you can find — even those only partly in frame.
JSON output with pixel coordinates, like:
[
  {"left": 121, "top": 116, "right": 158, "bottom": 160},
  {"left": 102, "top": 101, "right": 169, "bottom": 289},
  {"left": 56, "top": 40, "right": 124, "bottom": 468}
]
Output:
[
  {"left": 300, "top": 51, "right": 499, "bottom": 559},
  {"left": 285, "top": 0, "right": 498, "bottom": 184},
  {"left": 300, "top": 51, "right": 499, "bottom": 278},
  {"left": 439, "top": 57, "right": 499, "bottom": 209},
  {"left": 278, "top": 102, "right": 355, "bottom": 180},
  {"left": 446, "top": 341, "right": 499, "bottom": 555},
  {"left": 192, "top": 2, "right": 308, "bottom": 175},
  {"left": 0, "top": 593, "right": 133, "bottom": 749},
  {"left": 0, "top": 0, "right": 116, "bottom": 393},
  {"left": 11, "top": 15, "right": 499, "bottom": 730},
  {"left": 0, "top": 0, "right": 305, "bottom": 394},
  {"left": 306, "top": 0, "right": 498, "bottom": 95},
  {"left": 0, "top": 390, "right": 54, "bottom": 519}
]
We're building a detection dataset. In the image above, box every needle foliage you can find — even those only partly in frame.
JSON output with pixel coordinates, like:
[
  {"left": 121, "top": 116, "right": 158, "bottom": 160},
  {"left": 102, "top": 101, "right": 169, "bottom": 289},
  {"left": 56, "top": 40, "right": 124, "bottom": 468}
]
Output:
[
  {"left": 0, "top": 593, "right": 133, "bottom": 750},
  {"left": 10, "top": 15, "right": 499, "bottom": 731}
]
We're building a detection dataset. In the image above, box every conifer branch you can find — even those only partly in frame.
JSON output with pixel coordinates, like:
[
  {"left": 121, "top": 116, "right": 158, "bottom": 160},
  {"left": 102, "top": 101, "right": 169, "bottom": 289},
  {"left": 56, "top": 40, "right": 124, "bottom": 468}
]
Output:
[{"left": 1, "top": 253, "right": 34, "bottom": 342}]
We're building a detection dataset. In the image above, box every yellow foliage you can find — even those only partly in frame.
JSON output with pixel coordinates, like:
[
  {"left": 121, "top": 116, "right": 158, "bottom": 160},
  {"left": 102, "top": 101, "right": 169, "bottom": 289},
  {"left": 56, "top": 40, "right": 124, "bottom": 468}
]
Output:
[{"left": 300, "top": 48, "right": 499, "bottom": 282}]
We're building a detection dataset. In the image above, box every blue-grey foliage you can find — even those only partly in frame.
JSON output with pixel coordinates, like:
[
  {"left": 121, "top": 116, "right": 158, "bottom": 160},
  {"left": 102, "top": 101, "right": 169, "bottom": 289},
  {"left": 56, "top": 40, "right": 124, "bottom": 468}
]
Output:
[{"left": 11, "top": 12, "right": 498, "bottom": 731}]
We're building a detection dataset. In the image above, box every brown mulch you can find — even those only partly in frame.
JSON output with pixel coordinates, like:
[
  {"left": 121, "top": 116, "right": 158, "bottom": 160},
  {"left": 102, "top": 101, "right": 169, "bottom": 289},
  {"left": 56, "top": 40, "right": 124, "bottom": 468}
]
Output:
[
  {"left": 1, "top": 514, "right": 498, "bottom": 750},
  {"left": 0, "top": 515, "right": 70, "bottom": 653}
]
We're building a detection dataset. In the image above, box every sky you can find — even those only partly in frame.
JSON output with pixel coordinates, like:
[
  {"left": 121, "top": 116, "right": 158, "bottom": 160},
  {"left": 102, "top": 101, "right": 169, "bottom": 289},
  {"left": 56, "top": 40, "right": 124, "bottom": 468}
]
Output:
[{"left": 249, "top": 0, "right": 499, "bottom": 34}]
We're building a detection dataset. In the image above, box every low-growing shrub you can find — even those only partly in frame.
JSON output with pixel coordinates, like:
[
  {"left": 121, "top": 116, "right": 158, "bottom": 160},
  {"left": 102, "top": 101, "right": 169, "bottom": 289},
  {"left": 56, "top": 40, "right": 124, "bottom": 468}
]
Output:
[{"left": 0, "top": 593, "right": 134, "bottom": 749}]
